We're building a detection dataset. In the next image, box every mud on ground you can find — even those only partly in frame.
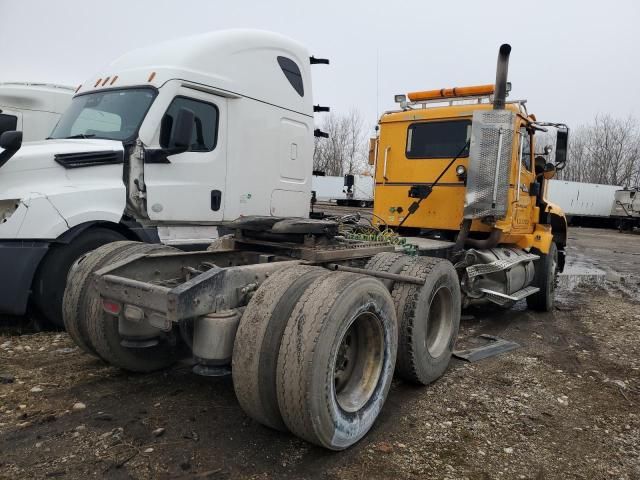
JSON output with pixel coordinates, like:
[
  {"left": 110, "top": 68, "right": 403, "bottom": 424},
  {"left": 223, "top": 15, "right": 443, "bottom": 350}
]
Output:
[{"left": 1, "top": 228, "right": 639, "bottom": 479}]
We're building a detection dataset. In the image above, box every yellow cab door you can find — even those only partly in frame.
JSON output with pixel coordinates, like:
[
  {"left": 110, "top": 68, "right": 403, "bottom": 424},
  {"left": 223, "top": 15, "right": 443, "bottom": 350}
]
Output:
[{"left": 511, "top": 124, "right": 536, "bottom": 233}]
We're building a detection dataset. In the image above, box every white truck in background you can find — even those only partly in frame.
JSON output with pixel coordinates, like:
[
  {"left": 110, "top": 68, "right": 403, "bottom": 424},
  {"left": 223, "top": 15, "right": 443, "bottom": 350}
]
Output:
[
  {"left": 0, "top": 83, "right": 73, "bottom": 141},
  {"left": 0, "top": 30, "right": 319, "bottom": 326},
  {"left": 612, "top": 188, "right": 640, "bottom": 231},
  {"left": 546, "top": 179, "right": 620, "bottom": 227}
]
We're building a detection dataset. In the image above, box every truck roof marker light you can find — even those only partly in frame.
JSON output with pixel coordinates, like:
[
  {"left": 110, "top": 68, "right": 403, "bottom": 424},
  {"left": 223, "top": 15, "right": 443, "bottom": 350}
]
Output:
[
  {"left": 94, "top": 78, "right": 102, "bottom": 87},
  {"left": 407, "top": 84, "right": 495, "bottom": 102},
  {"left": 103, "top": 299, "right": 122, "bottom": 316},
  {"left": 110, "top": 75, "right": 118, "bottom": 85},
  {"left": 148, "top": 71, "right": 156, "bottom": 82},
  {"left": 101, "top": 77, "right": 111, "bottom": 86}
]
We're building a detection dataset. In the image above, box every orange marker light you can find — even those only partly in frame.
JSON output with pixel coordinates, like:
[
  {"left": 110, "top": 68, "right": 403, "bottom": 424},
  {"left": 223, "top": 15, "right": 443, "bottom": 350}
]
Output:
[
  {"left": 148, "top": 71, "right": 156, "bottom": 82},
  {"left": 408, "top": 84, "right": 495, "bottom": 102},
  {"left": 110, "top": 75, "right": 118, "bottom": 85}
]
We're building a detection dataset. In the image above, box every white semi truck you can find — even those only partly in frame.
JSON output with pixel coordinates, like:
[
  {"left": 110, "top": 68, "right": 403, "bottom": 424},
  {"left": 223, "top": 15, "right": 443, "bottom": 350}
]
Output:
[
  {"left": 612, "top": 188, "right": 640, "bottom": 230},
  {"left": 0, "top": 30, "right": 315, "bottom": 325},
  {"left": 0, "top": 82, "right": 73, "bottom": 141}
]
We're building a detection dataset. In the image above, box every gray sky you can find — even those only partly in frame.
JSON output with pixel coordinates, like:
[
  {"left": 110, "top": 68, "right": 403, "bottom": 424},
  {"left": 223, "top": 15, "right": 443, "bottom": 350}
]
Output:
[{"left": 2, "top": 0, "right": 638, "bottom": 132}]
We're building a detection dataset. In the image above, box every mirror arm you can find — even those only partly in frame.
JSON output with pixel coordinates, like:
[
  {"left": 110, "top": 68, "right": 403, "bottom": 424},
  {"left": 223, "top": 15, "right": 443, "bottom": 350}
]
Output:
[{"left": 143, "top": 145, "right": 189, "bottom": 164}]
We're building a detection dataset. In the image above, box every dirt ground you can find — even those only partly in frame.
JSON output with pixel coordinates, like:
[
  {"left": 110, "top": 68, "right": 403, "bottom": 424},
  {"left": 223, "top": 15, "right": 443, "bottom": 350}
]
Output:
[{"left": 1, "top": 227, "right": 639, "bottom": 480}]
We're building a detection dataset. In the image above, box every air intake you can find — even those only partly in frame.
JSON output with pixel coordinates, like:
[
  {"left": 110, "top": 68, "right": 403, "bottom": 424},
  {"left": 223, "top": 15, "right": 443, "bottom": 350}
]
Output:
[{"left": 54, "top": 150, "right": 123, "bottom": 169}]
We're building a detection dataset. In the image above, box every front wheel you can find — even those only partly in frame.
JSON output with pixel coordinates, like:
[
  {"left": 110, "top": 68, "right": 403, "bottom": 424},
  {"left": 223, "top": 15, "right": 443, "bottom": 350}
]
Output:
[{"left": 526, "top": 242, "right": 558, "bottom": 312}]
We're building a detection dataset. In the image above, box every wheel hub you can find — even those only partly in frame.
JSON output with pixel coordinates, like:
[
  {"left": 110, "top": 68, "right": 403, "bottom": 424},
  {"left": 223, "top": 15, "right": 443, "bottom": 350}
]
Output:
[{"left": 333, "top": 311, "right": 385, "bottom": 413}]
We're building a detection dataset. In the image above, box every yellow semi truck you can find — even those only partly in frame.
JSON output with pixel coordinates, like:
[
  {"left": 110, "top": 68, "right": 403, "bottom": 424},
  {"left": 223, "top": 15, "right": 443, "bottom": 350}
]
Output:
[{"left": 371, "top": 44, "right": 569, "bottom": 312}]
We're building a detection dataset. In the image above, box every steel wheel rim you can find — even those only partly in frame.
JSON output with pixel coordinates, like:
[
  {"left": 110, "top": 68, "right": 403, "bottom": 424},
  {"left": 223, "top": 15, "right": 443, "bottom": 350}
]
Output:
[
  {"left": 425, "top": 286, "right": 453, "bottom": 358},
  {"left": 333, "top": 311, "right": 385, "bottom": 413}
]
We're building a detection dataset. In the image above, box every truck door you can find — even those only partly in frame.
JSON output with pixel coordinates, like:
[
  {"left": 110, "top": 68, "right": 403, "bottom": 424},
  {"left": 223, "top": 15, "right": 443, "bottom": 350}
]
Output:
[
  {"left": 144, "top": 90, "right": 227, "bottom": 222},
  {"left": 512, "top": 126, "right": 535, "bottom": 232}
]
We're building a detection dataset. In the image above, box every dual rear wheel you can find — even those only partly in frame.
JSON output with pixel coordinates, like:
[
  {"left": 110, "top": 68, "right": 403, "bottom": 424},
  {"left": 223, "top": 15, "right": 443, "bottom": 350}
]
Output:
[
  {"left": 63, "top": 241, "right": 181, "bottom": 372},
  {"left": 233, "top": 253, "right": 461, "bottom": 450}
]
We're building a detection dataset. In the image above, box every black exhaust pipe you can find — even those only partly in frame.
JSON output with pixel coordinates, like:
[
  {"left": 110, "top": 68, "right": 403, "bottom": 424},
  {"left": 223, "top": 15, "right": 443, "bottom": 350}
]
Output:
[{"left": 493, "top": 44, "right": 511, "bottom": 110}]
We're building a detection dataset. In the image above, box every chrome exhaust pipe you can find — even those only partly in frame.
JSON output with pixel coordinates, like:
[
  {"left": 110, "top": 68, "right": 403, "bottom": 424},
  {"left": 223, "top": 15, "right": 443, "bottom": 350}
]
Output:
[{"left": 493, "top": 44, "right": 511, "bottom": 110}]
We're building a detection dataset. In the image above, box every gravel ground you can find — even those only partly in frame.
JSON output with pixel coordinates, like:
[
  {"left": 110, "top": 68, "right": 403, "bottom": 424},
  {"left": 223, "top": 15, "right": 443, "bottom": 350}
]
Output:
[{"left": 0, "top": 227, "right": 639, "bottom": 479}]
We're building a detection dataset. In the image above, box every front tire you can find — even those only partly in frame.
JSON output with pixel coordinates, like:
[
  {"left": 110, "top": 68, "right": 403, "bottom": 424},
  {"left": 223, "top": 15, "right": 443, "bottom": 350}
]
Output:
[{"left": 526, "top": 242, "right": 558, "bottom": 312}]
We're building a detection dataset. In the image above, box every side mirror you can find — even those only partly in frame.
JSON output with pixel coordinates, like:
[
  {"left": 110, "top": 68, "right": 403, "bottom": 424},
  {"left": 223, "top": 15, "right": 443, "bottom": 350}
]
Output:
[
  {"left": 168, "top": 108, "right": 194, "bottom": 154},
  {"left": 555, "top": 127, "right": 569, "bottom": 168},
  {"left": 543, "top": 162, "right": 556, "bottom": 180},
  {"left": 0, "top": 130, "right": 23, "bottom": 168},
  {"left": 0, "top": 130, "right": 22, "bottom": 151},
  {"left": 368, "top": 138, "right": 377, "bottom": 166}
]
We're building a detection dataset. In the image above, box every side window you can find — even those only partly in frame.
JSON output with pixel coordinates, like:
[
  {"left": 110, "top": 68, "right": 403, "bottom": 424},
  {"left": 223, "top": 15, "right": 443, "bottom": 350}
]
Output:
[
  {"left": 0, "top": 113, "right": 18, "bottom": 135},
  {"left": 277, "top": 56, "right": 304, "bottom": 97},
  {"left": 520, "top": 127, "right": 532, "bottom": 171},
  {"left": 160, "top": 97, "right": 218, "bottom": 152},
  {"left": 406, "top": 120, "right": 471, "bottom": 159}
]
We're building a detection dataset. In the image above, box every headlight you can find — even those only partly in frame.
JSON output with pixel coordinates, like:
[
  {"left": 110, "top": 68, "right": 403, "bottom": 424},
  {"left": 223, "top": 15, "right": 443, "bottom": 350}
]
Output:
[
  {"left": 456, "top": 165, "right": 467, "bottom": 176},
  {"left": 0, "top": 199, "right": 20, "bottom": 224}
]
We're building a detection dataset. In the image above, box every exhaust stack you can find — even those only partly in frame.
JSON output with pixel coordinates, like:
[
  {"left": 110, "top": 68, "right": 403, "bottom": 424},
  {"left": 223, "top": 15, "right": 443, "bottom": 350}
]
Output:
[{"left": 493, "top": 44, "right": 511, "bottom": 110}]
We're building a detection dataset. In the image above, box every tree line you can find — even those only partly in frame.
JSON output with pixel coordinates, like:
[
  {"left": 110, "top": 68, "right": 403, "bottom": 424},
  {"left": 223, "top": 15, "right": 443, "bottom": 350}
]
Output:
[
  {"left": 312, "top": 109, "right": 371, "bottom": 176},
  {"left": 558, "top": 114, "right": 640, "bottom": 187}
]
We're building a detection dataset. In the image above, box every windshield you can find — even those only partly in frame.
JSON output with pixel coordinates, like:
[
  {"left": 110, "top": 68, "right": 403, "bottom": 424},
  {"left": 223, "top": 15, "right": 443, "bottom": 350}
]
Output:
[{"left": 50, "top": 87, "right": 157, "bottom": 142}]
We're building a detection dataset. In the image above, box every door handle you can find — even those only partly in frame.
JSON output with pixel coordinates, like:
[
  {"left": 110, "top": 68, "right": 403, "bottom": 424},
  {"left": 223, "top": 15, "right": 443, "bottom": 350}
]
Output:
[{"left": 211, "top": 190, "right": 222, "bottom": 211}]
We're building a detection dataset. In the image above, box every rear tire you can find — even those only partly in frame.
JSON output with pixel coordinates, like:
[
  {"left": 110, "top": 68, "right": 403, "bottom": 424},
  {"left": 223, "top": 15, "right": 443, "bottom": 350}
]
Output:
[
  {"left": 364, "top": 252, "right": 415, "bottom": 290},
  {"left": 232, "top": 265, "right": 330, "bottom": 431},
  {"left": 391, "top": 257, "right": 461, "bottom": 385},
  {"left": 276, "top": 273, "right": 397, "bottom": 450},
  {"left": 32, "top": 228, "right": 126, "bottom": 327},
  {"left": 526, "top": 242, "right": 558, "bottom": 312},
  {"left": 63, "top": 241, "right": 140, "bottom": 355},
  {"left": 85, "top": 243, "right": 181, "bottom": 372}
]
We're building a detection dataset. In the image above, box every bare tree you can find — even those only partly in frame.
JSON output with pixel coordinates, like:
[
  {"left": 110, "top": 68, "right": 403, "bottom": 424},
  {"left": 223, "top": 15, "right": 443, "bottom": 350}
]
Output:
[
  {"left": 313, "top": 109, "right": 371, "bottom": 176},
  {"left": 558, "top": 114, "right": 640, "bottom": 188}
]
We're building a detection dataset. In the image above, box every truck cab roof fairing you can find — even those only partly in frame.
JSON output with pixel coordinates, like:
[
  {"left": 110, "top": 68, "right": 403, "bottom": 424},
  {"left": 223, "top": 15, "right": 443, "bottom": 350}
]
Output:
[{"left": 79, "top": 29, "right": 313, "bottom": 117}]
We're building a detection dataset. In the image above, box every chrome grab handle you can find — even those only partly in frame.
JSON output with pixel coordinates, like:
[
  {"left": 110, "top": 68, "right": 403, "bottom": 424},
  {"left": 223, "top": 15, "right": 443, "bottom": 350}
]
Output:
[{"left": 383, "top": 146, "right": 391, "bottom": 182}]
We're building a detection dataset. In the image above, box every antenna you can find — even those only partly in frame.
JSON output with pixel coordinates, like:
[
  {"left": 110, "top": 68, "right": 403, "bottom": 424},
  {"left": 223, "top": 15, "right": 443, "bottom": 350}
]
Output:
[{"left": 376, "top": 48, "right": 380, "bottom": 121}]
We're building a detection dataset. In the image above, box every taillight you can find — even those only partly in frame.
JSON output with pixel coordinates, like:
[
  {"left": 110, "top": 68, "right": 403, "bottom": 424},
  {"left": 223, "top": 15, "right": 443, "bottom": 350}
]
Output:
[{"left": 102, "top": 299, "right": 122, "bottom": 316}]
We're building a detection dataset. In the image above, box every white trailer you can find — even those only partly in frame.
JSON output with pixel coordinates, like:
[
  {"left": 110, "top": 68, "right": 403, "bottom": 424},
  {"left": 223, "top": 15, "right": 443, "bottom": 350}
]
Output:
[
  {"left": 546, "top": 179, "right": 620, "bottom": 226},
  {"left": 0, "top": 82, "right": 74, "bottom": 141}
]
